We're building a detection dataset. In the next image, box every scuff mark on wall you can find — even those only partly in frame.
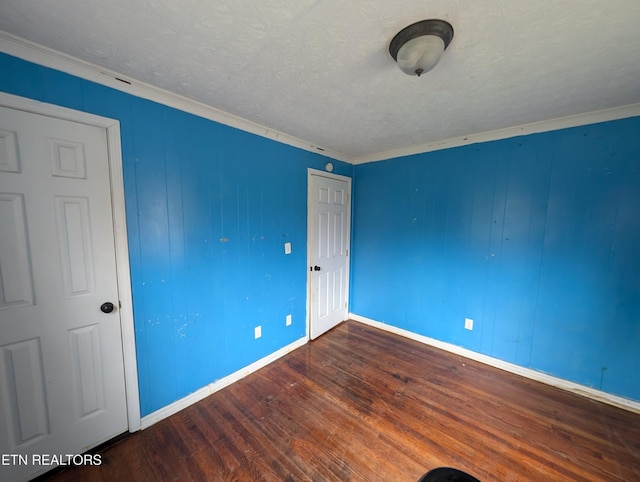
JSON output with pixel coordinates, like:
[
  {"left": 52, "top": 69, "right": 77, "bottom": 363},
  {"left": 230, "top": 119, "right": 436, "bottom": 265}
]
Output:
[{"left": 600, "top": 367, "right": 608, "bottom": 390}]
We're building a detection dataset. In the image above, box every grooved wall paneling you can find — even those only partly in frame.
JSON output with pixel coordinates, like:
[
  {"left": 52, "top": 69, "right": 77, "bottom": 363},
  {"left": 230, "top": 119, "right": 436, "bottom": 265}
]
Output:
[{"left": 351, "top": 118, "right": 640, "bottom": 401}]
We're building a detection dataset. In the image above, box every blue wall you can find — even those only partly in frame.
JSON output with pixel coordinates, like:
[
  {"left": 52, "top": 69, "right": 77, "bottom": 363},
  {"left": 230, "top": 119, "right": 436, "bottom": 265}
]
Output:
[
  {"left": 0, "top": 53, "right": 352, "bottom": 416},
  {"left": 3, "top": 51, "right": 639, "bottom": 412},
  {"left": 351, "top": 118, "right": 640, "bottom": 401}
]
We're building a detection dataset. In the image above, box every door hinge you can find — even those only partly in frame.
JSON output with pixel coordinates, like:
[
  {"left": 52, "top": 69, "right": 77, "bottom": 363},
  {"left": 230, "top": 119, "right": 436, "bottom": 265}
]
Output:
[{"left": 119, "top": 300, "right": 122, "bottom": 309}]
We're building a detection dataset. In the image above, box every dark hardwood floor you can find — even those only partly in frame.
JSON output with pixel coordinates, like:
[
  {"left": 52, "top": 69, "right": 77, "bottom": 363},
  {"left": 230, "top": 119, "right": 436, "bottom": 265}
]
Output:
[{"left": 44, "top": 320, "right": 640, "bottom": 481}]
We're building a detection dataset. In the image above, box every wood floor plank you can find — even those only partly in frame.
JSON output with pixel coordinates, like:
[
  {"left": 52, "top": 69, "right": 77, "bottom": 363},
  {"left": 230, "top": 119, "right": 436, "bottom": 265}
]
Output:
[{"left": 42, "top": 320, "right": 640, "bottom": 481}]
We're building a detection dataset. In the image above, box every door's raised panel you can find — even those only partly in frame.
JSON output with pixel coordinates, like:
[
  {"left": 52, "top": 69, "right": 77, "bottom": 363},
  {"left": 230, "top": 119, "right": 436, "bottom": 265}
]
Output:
[
  {"left": 333, "top": 188, "right": 345, "bottom": 206},
  {"left": 318, "top": 186, "right": 330, "bottom": 204},
  {"left": 50, "top": 139, "right": 87, "bottom": 179},
  {"left": 0, "top": 130, "right": 20, "bottom": 173},
  {"left": 318, "top": 272, "right": 329, "bottom": 319},
  {"left": 69, "top": 324, "right": 105, "bottom": 420},
  {"left": 0, "top": 338, "right": 50, "bottom": 448},
  {"left": 0, "top": 194, "right": 34, "bottom": 310},
  {"left": 55, "top": 196, "right": 95, "bottom": 297},
  {"left": 333, "top": 212, "right": 344, "bottom": 256},
  {"left": 332, "top": 268, "right": 344, "bottom": 311},
  {"left": 318, "top": 212, "right": 329, "bottom": 260}
]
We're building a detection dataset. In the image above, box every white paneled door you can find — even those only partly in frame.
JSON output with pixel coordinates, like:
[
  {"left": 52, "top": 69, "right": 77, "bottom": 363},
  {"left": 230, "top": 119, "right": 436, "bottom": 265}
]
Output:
[
  {"left": 309, "top": 171, "right": 351, "bottom": 339},
  {"left": 0, "top": 106, "right": 128, "bottom": 481}
]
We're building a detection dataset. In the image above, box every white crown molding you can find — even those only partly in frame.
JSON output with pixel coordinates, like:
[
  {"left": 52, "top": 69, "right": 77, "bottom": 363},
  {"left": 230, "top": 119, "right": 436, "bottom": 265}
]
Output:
[
  {"left": 0, "top": 30, "right": 350, "bottom": 163},
  {"left": 353, "top": 103, "right": 640, "bottom": 165},
  {"left": 349, "top": 313, "right": 640, "bottom": 415},
  {"left": 140, "top": 336, "right": 307, "bottom": 429},
  {"left": 3, "top": 30, "right": 639, "bottom": 168}
]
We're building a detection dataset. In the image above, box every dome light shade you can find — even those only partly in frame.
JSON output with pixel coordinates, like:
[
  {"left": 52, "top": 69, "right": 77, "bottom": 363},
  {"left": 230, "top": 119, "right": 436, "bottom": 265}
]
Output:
[{"left": 389, "top": 19, "right": 454, "bottom": 76}]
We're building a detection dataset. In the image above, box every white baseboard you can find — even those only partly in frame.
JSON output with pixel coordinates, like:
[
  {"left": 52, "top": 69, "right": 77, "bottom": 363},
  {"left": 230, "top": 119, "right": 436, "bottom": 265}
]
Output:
[
  {"left": 349, "top": 313, "right": 640, "bottom": 415},
  {"left": 140, "top": 336, "right": 308, "bottom": 429}
]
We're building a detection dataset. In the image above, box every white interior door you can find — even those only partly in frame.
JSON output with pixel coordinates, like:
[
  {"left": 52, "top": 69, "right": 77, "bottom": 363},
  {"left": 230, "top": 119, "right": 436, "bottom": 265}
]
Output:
[
  {"left": 308, "top": 170, "right": 351, "bottom": 339},
  {"left": 0, "top": 106, "right": 128, "bottom": 481}
]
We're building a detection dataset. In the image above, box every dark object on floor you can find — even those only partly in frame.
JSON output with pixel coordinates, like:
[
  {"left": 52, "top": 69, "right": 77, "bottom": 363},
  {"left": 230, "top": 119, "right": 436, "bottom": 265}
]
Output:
[{"left": 419, "top": 467, "right": 481, "bottom": 482}]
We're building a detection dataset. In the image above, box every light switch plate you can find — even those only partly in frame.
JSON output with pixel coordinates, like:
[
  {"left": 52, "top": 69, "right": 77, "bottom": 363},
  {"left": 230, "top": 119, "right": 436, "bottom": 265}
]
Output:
[{"left": 464, "top": 318, "right": 474, "bottom": 330}]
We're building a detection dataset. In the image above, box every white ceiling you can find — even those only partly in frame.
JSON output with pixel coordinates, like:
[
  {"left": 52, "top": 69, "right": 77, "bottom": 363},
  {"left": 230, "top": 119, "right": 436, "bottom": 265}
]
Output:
[{"left": 1, "top": 0, "right": 640, "bottom": 162}]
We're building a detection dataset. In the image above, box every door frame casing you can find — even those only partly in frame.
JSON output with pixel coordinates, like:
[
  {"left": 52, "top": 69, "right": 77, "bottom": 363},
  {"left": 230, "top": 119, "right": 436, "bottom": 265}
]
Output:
[
  {"left": 306, "top": 168, "right": 352, "bottom": 340},
  {"left": 0, "top": 92, "right": 141, "bottom": 431}
]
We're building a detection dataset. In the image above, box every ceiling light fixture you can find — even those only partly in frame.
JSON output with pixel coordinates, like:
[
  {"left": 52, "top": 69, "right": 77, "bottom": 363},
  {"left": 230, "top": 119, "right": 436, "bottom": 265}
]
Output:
[{"left": 389, "top": 19, "right": 454, "bottom": 77}]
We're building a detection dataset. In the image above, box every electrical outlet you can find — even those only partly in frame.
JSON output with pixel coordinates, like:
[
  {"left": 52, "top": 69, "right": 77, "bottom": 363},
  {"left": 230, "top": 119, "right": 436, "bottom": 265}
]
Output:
[
  {"left": 286, "top": 314, "right": 292, "bottom": 326},
  {"left": 464, "top": 318, "right": 474, "bottom": 331},
  {"left": 254, "top": 325, "right": 262, "bottom": 339},
  {"left": 284, "top": 242, "right": 292, "bottom": 254}
]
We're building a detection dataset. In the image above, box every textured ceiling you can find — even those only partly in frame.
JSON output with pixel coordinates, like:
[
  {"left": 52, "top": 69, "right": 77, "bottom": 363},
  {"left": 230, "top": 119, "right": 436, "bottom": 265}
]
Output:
[{"left": 1, "top": 0, "right": 640, "bottom": 162}]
